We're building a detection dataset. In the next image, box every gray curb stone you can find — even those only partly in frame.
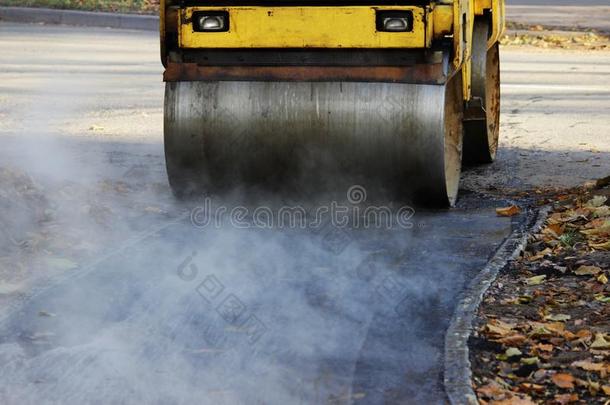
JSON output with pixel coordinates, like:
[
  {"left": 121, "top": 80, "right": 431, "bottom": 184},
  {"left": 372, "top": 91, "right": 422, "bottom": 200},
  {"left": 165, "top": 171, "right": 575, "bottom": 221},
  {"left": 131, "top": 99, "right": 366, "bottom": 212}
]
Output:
[
  {"left": 444, "top": 206, "right": 551, "bottom": 405},
  {"left": 0, "top": 6, "right": 158, "bottom": 31}
]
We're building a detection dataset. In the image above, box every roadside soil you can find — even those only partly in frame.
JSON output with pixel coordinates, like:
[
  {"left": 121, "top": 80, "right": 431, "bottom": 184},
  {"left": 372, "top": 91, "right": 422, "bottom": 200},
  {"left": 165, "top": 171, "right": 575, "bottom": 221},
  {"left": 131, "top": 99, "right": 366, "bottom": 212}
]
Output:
[
  {"left": 502, "top": 22, "right": 610, "bottom": 51},
  {"left": 470, "top": 177, "right": 610, "bottom": 405}
]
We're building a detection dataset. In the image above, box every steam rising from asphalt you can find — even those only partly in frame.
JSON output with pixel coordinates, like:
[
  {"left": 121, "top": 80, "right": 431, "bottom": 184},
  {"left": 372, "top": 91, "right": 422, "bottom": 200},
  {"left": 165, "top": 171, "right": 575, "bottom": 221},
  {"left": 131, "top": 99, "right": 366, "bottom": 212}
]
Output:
[{"left": 0, "top": 73, "right": 473, "bottom": 405}]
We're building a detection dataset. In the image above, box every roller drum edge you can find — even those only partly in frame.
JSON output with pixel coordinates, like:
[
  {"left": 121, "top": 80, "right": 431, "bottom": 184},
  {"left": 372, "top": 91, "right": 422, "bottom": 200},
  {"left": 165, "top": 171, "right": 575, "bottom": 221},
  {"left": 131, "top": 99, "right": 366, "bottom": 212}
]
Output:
[{"left": 463, "top": 18, "right": 501, "bottom": 165}]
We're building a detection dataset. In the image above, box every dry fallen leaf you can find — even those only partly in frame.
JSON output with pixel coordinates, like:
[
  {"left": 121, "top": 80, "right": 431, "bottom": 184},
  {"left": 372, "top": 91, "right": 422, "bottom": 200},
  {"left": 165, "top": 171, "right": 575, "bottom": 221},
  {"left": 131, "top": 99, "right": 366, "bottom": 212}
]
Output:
[
  {"left": 519, "top": 383, "right": 544, "bottom": 393},
  {"left": 38, "top": 310, "right": 56, "bottom": 317},
  {"left": 496, "top": 205, "right": 521, "bottom": 217},
  {"left": 551, "top": 373, "right": 575, "bottom": 389},
  {"left": 505, "top": 347, "right": 522, "bottom": 358},
  {"left": 520, "top": 357, "right": 539, "bottom": 365},
  {"left": 590, "top": 240, "right": 610, "bottom": 250},
  {"left": 588, "top": 380, "right": 601, "bottom": 394},
  {"left": 575, "top": 329, "right": 592, "bottom": 338},
  {"left": 528, "top": 247, "right": 552, "bottom": 261},
  {"left": 544, "top": 322, "right": 567, "bottom": 335},
  {"left": 530, "top": 326, "right": 553, "bottom": 338},
  {"left": 546, "top": 223, "right": 563, "bottom": 236},
  {"left": 586, "top": 195, "right": 607, "bottom": 208},
  {"left": 534, "top": 343, "right": 553, "bottom": 352},
  {"left": 581, "top": 219, "right": 610, "bottom": 236},
  {"left": 489, "top": 395, "right": 536, "bottom": 405},
  {"left": 545, "top": 314, "right": 571, "bottom": 322},
  {"left": 574, "top": 265, "right": 602, "bottom": 276},
  {"left": 593, "top": 205, "right": 610, "bottom": 218},
  {"left": 525, "top": 275, "right": 546, "bottom": 286},
  {"left": 477, "top": 381, "right": 506, "bottom": 400},
  {"left": 498, "top": 334, "right": 527, "bottom": 346},
  {"left": 594, "top": 294, "right": 610, "bottom": 303},
  {"left": 485, "top": 319, "right": 516, "bottom": 337},
  {"left": 471, "top": 184, "right": 610, "bottom": 404},
  {"left": 571, "top": 359, "right": 606, "bottom": 372},
  {"left": 590, "top": 333, "right": 610, "bottom": 350},
  {"left": 144, "top": 206, "right": 165, "bottom": 214},
  {"left": 554, "top": 393, "right": 578, "bottom": 404}
]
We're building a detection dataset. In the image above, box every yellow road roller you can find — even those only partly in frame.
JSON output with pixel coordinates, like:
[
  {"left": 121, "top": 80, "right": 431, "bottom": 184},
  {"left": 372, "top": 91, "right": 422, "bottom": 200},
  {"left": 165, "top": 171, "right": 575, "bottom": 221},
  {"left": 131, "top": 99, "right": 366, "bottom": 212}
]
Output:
[{"left": 160, "top": 0, "right": 504, "bottom": 206}]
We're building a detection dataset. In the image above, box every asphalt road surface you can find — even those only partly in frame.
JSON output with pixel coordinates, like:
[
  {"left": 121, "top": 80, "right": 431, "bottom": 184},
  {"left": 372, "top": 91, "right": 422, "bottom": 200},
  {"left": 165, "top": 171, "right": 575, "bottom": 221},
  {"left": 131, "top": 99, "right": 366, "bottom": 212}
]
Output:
[
  {"left": 0, "top": 21, "right": 608, "bottom": 404},
  {"left": 507, "top": 0, "right": 610, "bottom": 33}
]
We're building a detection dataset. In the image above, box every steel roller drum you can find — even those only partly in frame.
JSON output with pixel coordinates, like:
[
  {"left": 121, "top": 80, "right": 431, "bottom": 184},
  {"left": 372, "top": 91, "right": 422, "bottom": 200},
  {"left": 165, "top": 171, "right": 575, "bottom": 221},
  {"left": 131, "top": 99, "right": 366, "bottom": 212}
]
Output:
[
  {"left": 164, "top": 72, "right": 463, "bottom": 206},
  {"left": 463, "top": 19, "right": 501, "bottom": 165}
]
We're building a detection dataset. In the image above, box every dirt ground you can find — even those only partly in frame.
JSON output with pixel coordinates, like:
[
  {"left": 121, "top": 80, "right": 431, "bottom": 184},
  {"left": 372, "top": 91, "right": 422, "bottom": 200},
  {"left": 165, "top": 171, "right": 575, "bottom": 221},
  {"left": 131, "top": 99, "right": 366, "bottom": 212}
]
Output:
[{"left": 471, "top": 182, "right": 610, "bottom": 404}]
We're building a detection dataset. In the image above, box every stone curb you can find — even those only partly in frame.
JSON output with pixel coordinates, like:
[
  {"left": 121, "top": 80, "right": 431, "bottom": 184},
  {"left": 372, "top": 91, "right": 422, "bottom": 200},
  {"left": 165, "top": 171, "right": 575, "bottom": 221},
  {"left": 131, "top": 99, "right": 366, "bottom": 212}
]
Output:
[
  {"left": 444, "top": 206, "right": 551, "bottom": 405},
  {"left": 0, "top": 6, "right": 157, "bottom": 31}
]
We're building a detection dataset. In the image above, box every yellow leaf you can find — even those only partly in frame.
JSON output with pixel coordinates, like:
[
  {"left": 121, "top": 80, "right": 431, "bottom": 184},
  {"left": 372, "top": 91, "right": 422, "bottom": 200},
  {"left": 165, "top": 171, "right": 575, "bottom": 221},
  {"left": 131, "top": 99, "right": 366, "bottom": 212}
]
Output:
[
  {"left": 602, "top": 385, "right": 610, "bottom": 395},
  {"left": 525, "top": 275, "right": 546, "bottom": 286},
  {"left": 590, "top": 333, "right": 610, "bottom": 350},
  {"left": 528, "top": 322, "right": 555, "bottom": 337},
  {"left": 598, "top": 273, "right": 608, "bottom": 284},
  {"left": 592, "top": 206, "right": 610, "bottom": 218},
  {"left": 506, "top": 347, "right": 522, "bottom": 357},
  {"left": 520, "top": 357, "right": 539, "bottom": 365},
  {"left": 574, "top": 265, "right": 601, "bottom": 276},
  {"left": 496, "top": 205, "right": 521, "bottom": 217},
  {"left": 590, "top": 240, "right": 610, "bottom": 250},
  {"left": 594, "top": 294, "right": 610, "bottom": 303},
  {"left": 546, "top": 314, "right": 571, "bottom": 322},
  {"left": 588, "top": 381, "right": 600, "bottom": 393},
  {"left": 581, "top": 219, "right": 610, "bottom": 235},
  {"left": 586, "top": 195, "right": 607, "bottom": 208}
]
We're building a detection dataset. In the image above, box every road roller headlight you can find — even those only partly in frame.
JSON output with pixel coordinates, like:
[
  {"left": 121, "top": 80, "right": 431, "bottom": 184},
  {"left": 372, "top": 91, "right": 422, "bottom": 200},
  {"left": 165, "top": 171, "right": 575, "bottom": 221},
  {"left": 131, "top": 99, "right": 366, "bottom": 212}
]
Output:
[
  {"left": 376, "top": 11, "right": 413, "bottom": 32},
  {"left": 193, "top": 11, "right": 229, "bottom": 32}
]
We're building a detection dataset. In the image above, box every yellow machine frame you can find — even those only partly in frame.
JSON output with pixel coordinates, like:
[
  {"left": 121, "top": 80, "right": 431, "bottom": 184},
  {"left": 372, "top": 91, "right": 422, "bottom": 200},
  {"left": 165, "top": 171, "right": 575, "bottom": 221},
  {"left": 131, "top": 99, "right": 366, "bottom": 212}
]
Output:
[
  {"left": 161, "top": 0, "right": 505, "bottom": 101},
  {"left": 180, "top": 6, "right": 427, "bottom": 49}
]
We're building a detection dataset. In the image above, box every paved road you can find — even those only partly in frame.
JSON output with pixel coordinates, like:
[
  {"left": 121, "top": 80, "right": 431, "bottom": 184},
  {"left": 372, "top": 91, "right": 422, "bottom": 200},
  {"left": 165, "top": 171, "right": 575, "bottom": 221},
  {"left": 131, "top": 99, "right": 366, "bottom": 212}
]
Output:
[
  {"left": 506, "top": 0, "right": 610, "bottom": 33},
  {"left": 0, "top": 22, "right": 608, "bottom": 404},
  {"left": 464, "top": 49, "right": 610, "bottom": 192}
]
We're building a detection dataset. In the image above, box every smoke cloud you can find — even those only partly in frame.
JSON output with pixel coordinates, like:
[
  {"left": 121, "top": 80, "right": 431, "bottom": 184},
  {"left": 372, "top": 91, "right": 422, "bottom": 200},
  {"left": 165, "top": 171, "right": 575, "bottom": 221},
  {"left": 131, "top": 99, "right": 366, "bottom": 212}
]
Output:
[{"left": 0, "top": 24, "right": 509, "bottom": 405}]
